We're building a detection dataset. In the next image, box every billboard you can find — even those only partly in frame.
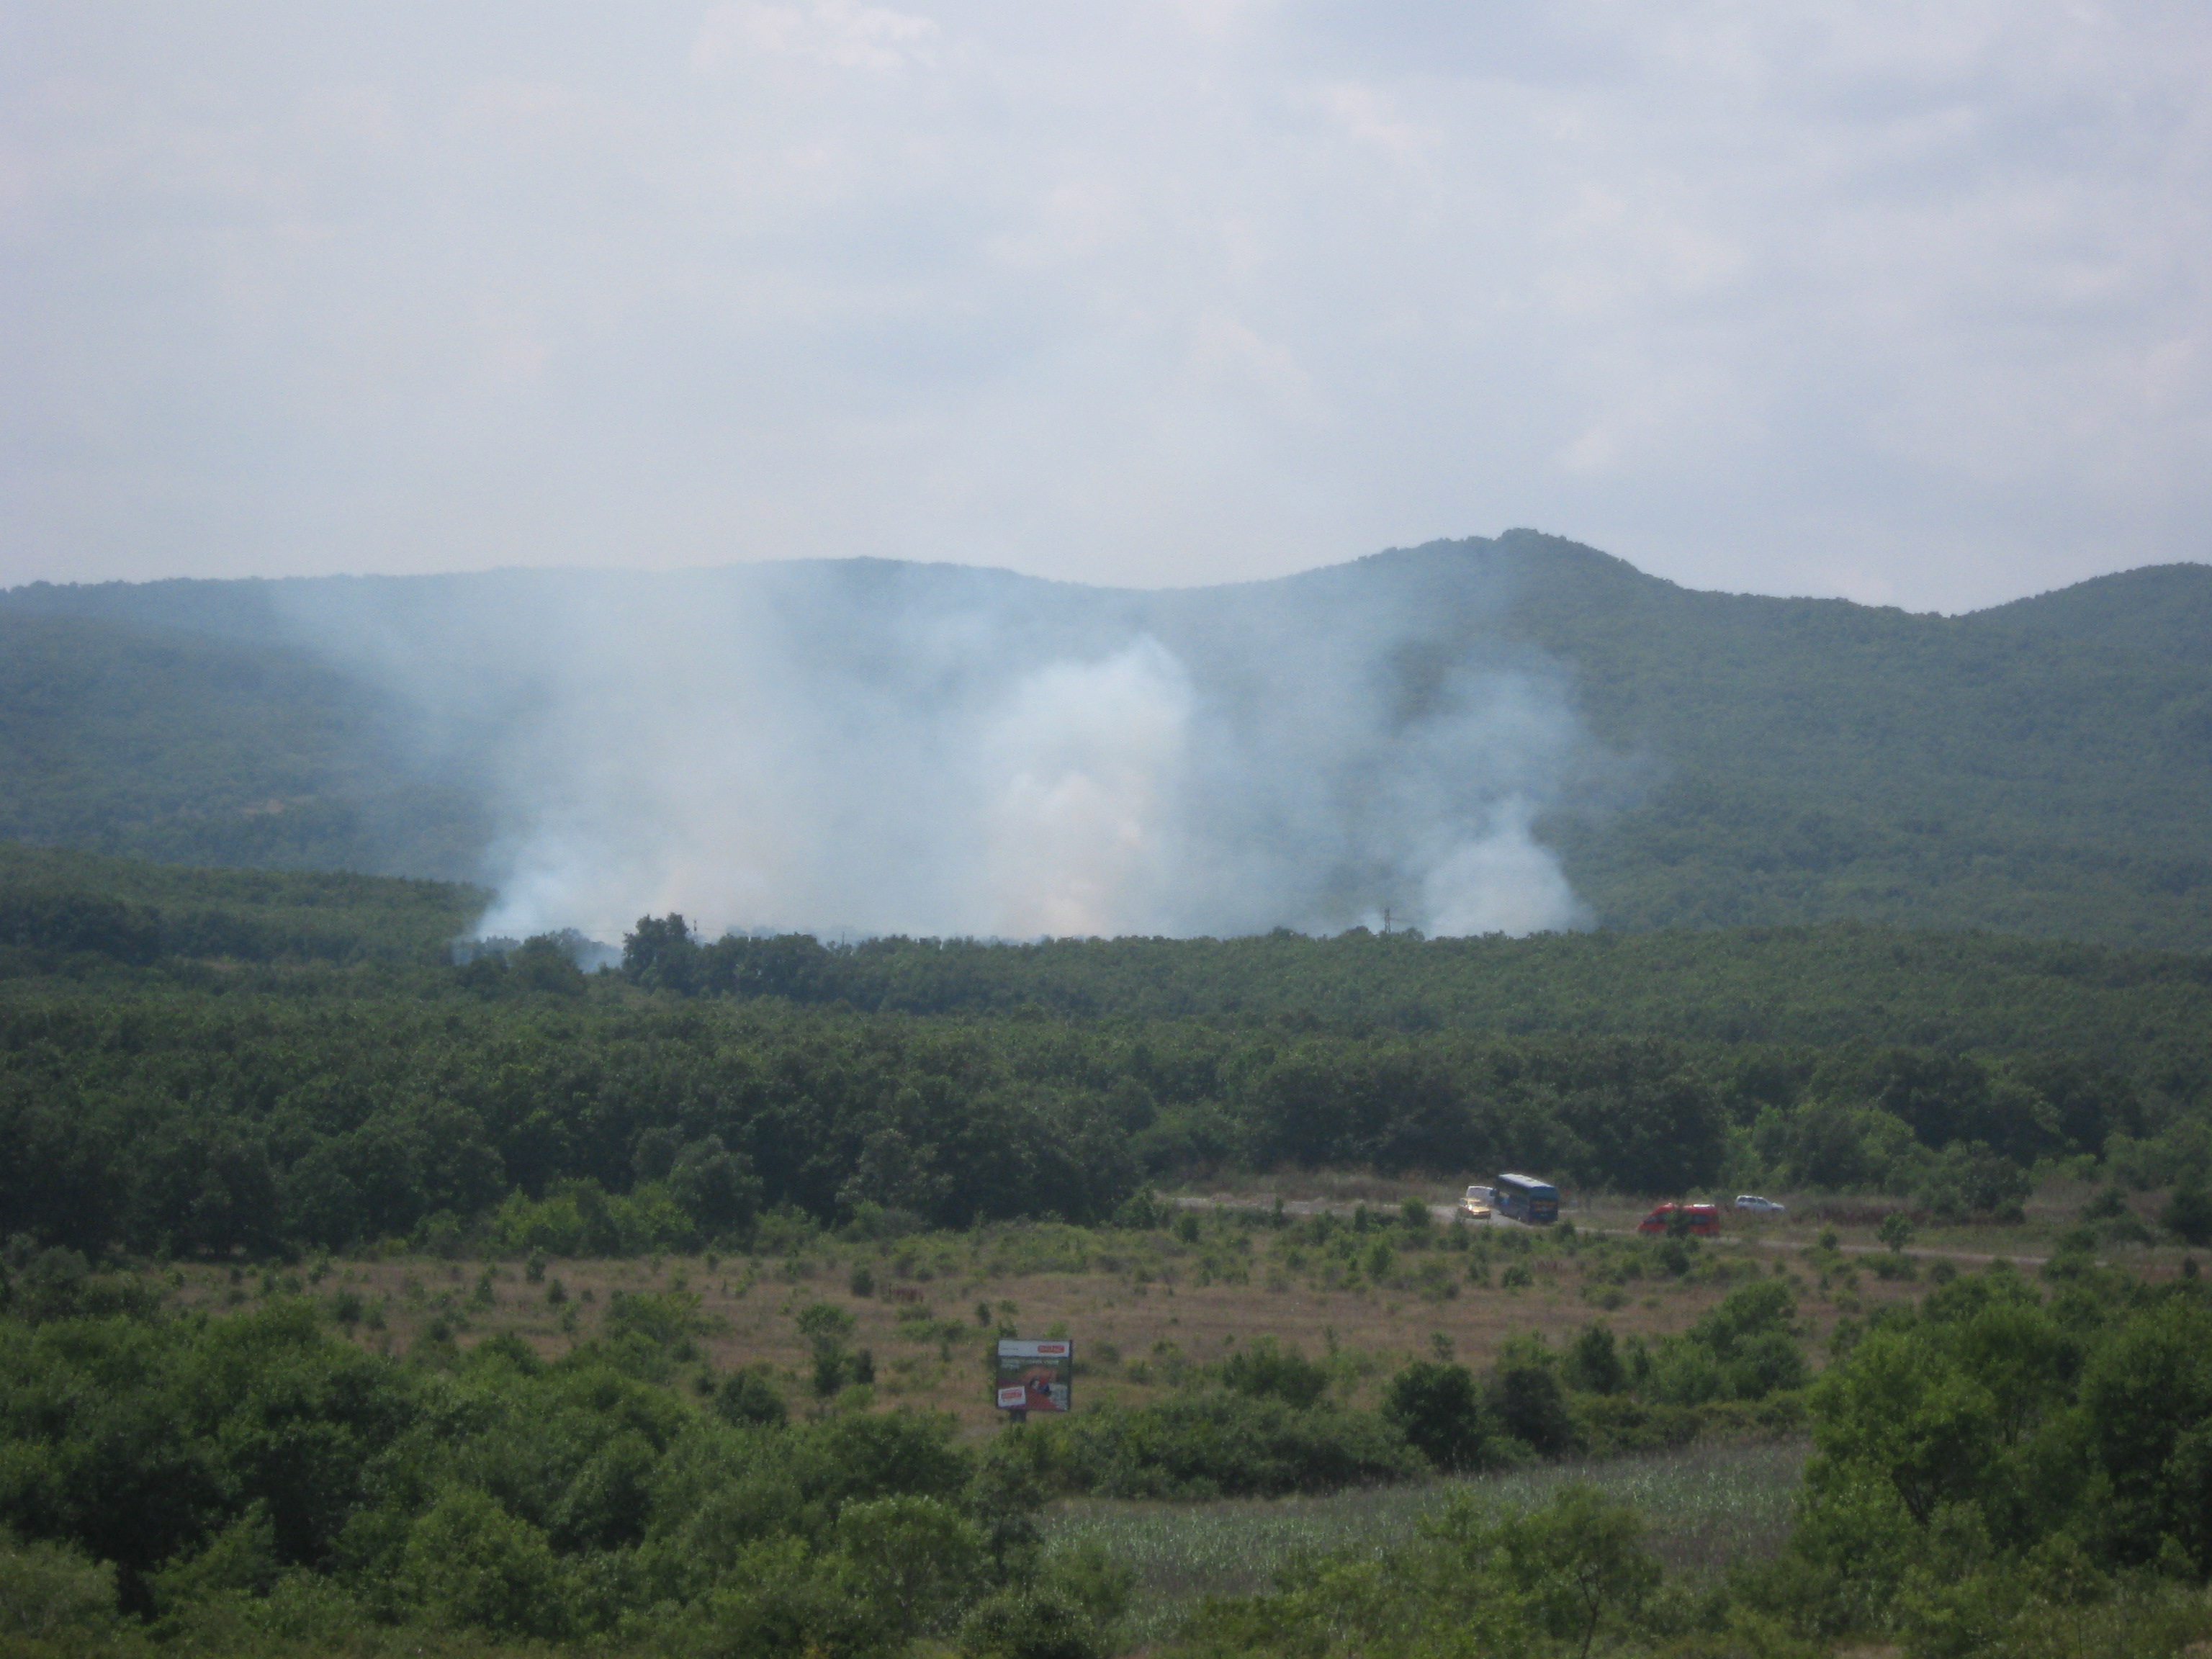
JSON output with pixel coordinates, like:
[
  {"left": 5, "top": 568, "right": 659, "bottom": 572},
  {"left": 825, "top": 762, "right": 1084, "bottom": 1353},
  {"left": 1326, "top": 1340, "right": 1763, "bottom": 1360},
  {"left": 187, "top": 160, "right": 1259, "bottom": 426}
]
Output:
[{"left": 995, "top": 1339, "right": 1072, "bottom": 1413}]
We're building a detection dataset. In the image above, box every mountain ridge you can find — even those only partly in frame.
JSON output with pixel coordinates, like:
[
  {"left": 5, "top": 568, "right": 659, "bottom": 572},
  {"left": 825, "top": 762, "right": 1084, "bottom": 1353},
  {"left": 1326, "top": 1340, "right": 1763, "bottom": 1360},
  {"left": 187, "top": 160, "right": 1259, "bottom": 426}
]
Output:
[{"left": 4, "top": 534, "right": 2208, "bottom": 948}]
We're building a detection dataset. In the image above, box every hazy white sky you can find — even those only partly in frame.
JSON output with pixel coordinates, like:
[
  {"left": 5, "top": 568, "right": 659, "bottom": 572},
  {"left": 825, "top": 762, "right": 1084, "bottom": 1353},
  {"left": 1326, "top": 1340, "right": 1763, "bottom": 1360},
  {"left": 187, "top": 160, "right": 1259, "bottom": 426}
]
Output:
[{"left": 4, "top": 0, "right": 2207, "bottom": 611}]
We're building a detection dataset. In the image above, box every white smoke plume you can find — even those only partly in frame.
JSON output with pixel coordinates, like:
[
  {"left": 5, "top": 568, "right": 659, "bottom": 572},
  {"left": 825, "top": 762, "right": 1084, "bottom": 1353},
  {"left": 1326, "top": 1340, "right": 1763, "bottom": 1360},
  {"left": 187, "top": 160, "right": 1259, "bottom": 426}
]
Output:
[{"left": 260, "top": 547, "right": 1601, "bottom": 942}]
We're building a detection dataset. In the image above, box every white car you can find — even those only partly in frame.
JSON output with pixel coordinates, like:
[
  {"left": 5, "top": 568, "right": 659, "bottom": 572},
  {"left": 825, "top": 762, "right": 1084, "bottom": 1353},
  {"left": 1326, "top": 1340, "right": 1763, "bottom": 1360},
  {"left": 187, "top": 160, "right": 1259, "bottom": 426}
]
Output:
[{"left": 1732, "top": 1195, "right": 1786, "bottom": 1214}]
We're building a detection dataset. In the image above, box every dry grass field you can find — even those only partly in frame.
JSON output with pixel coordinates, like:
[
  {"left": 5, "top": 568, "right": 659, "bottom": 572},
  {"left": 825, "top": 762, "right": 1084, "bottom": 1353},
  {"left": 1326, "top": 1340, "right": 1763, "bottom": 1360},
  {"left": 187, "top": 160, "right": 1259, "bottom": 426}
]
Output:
[{"left": 150, "top": 1168, "right": 2190, "bottom": 1435}]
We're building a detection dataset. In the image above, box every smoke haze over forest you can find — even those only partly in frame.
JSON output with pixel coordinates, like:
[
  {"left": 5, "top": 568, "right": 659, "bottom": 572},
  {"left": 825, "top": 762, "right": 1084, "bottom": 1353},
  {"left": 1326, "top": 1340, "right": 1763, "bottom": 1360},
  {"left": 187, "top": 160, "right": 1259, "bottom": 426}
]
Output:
[
  {"left": 10, "top": 530, "right": 2212, "bottom": 950},
  {"left": 248, "top": 557, "right": 1601, "bottom": 943}
]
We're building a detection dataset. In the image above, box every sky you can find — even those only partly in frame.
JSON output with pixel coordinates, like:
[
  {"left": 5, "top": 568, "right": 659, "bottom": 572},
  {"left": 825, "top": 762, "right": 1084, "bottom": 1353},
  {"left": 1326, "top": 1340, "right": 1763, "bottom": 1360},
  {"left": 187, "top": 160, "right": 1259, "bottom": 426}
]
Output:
[{"left": 4, "top": 0, "right": 2208, "bottom": 613}]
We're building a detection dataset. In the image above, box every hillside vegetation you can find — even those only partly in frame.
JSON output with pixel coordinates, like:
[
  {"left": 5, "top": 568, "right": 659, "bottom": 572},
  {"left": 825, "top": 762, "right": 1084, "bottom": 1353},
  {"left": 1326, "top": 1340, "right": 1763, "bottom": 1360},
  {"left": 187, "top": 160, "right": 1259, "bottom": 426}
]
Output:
[
  {"left": 5, "top": 535, "right": 2210, "bottom": 948},
  {"left": 1484, "top": 534, "right": 2212, "bottom": 948},
  {"left": 0, "top": 608, "right": 489, "bottom": 879}
]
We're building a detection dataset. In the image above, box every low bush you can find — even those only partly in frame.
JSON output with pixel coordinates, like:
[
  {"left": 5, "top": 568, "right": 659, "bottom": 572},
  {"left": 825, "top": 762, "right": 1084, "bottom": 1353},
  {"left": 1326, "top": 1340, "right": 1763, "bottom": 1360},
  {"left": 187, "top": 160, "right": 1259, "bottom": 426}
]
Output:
[
  {"left": 1008, "top": 1390, "right": 1424, "bottom": 1501},
  {"left": 1176, "top": 1485, "right": 1662, "bottom": 1659}
]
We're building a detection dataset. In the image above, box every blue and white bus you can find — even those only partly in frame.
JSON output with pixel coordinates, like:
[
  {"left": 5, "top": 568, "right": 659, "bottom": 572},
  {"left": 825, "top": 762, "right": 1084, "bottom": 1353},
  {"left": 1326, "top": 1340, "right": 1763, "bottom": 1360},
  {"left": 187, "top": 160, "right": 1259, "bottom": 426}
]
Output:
[{"left": 1495, "top": 1172, "right": 1560, "bottom": 1225}]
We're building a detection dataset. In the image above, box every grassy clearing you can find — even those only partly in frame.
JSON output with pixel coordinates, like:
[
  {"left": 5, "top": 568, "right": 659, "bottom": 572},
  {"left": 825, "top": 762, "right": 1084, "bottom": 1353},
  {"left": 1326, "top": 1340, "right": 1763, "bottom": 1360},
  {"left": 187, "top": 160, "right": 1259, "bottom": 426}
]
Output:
[
  {"left": 175, "top": 1219, "right": 1912, "bottom": 1431},
  {"left": 168, "top": 1175, "right": 2182, "bottom": 1434},
  {"left": 1044, "top": 1438, "right": 1808, "bottom": 1645}
]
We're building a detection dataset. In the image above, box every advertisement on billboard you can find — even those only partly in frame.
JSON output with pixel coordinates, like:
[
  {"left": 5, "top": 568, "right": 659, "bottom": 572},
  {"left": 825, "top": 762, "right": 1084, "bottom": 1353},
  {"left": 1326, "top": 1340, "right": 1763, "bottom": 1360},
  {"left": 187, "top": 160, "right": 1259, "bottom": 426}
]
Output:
[{"left": 994, "top": 1339, "right": 1072, "bottom": 1413}]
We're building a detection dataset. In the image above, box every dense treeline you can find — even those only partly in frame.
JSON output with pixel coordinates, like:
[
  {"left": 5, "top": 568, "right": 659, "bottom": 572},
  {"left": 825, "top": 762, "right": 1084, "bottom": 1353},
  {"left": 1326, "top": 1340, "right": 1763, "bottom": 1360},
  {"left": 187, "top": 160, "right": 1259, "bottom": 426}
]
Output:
[
  {"left": 0, "top": 1287, "right": 1092, "bottom": 1651},
  {"left": 24, "top": 848, "right": 2212, "bottom": 1066},
  {"left": 4, "top": 857, "right": 2211, "bottom": 1259},
  {"left": 0, "top": 608, "right": 490, "bottom": 881},
  {"left": 0, "top": 962, "right": 2199, "bottom": 1261},
  {"left": 1495, "top": 534, "right": 2212, "bottom": 953},
  {"left": 0, "top": 845, "right": 477, "bottom": 968},
  {"left": 620, "top": 915, "right": 2212, "bottom": 1058}
]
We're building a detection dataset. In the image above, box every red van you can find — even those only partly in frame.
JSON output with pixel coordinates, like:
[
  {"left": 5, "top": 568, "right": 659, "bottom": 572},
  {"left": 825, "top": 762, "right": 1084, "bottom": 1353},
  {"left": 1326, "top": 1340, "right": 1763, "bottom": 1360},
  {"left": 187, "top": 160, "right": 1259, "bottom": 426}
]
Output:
[{"left": 1637, "top": 1202, "right": 1721, "bottom": 1237}]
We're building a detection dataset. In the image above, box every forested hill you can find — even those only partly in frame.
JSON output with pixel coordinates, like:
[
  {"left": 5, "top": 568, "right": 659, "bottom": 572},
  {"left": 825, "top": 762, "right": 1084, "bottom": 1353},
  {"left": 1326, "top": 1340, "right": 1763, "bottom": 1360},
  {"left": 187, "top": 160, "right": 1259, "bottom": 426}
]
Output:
[
  {"left": 0, "top": 606, "right": 488, "bottom": 879},
  {"left": 1462, "top": 536, "right": 2212, "bottom": 948},
  {"left": 4, "top": 534, "right": 2210, "bottom": 948}
]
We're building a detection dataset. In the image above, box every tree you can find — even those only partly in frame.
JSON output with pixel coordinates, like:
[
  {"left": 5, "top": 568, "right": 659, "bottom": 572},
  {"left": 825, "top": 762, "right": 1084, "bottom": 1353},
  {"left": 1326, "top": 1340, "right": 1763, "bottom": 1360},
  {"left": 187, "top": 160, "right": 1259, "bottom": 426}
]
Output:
[
  {"left": 958, "top": 1587, "right": 1104, "bottom": 1659},
  {"left": 2163, "top": 1182, "right": 2212, "bottom": 1247},
  {"left": 622, "top": 914, "right": 701, "bottom": 994},
  {"left": 834, "top": 1496, "right": 989, "bottom": 1640},
  {"left": 669, "top": 1136, "right": 764, "bottom": 1234},
  {"left": 1382, "top": 1360, "right": 1490, "bottom": 1471},
  {"left": 1493, "top": 1485, "right": 1662, "bottom": 1659},
  {"left": 1219, "top": 1339, "right": 1330, "bottom": 1409},
  {"left": 1565, "top": 1323, "right": 1626, "bottom": 1395},
  {"left": 714, "top": 1365, "right": 788, "bottom": 1429},
  {"left": 1495, "top": 1359, "right": 1578, "bottom": 1456},
  {"left": 399, "top": 1488, "right": 569, "bottom": 1638},
  {"left": 1917, "top": 1143, "right": 2031, "bottom": 1223},
  {"left": 508, "top": 935, "right": 586, "bottom": 995}
]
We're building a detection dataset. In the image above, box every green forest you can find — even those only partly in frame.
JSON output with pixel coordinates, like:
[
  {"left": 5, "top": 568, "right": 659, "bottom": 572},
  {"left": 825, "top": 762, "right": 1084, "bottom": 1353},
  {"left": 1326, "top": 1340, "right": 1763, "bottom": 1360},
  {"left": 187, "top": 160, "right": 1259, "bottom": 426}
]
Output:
[{"left": 5, "top": 847, "right": 2211, "bottom": 1261}]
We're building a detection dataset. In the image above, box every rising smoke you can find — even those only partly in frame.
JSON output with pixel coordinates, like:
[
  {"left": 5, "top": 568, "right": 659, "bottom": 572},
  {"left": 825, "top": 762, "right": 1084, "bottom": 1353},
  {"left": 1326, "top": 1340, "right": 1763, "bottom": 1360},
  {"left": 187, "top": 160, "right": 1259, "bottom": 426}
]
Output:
[{"left": 261, "top": 544, "right": 1604, "bottom": 943}]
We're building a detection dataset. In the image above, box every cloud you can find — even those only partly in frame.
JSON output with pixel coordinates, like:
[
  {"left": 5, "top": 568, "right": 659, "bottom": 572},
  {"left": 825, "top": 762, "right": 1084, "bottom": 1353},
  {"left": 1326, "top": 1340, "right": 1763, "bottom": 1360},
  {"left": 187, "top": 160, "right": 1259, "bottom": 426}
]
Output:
[
  {"left": 692, "top": 0, "right": 940, "bottom": 73},
  {"left": 3, "top": 1, "right": 2207, "bottom": 610}
]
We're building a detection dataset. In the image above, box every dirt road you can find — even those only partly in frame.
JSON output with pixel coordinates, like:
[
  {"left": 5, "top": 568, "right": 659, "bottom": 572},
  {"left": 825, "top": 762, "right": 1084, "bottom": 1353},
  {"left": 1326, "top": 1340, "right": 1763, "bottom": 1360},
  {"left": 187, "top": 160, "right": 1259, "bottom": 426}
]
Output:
[{"left": 1166, "top": 1190, "right": 2052, "bottom": 1269}]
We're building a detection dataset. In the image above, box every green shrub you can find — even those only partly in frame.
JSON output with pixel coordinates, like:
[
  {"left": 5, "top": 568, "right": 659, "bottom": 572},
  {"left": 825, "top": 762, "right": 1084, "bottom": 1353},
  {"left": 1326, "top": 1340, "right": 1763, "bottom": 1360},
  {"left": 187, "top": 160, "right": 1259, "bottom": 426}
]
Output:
[
  {"left": 1382, "top": 1360, "right": 1493, "bottom": 1471},
  {"left": 1180, "top": 1485, "right": 1660, "bottom": 1659},
  {"left": 0, "top": 1532, "right": 120, "bottom": 1640},
  {"left": 1565, "top": 1323, "right": 1627, "bottom": 1395},
  {"left": 683, "top": 1536, "right": 882, "bottom": 1659},
  {"left": 1217, "top": 1338, "right": 1329, "bottom": 1408},
  {"left": 1046, "top": 1391, "right": 1421, "bottom": 1499},
  {"left": 1917, "top": 1143, "right": 2032, "bottom": 1222},
  {"left": 834, "top": 1495, "right": 989, "bottom": 1639},
  {"left": 399, "top": 1487, "right": 570, "bottom": 1638},
  {"left": 1494, "top": 1359, "right": 1578, "bottom": 1457},
  {"left": 959, "top": 1586, "right": 1107, "bottom": 1659},
  {"left": 1645, "top": 1280, "right": 1806, "bottom": 1405},
  {"left": 2162, "top": 1182, "right": 2212, "bottom": 1246},
  {"left": 715, "top": 1364, "right": 790, "bottom": 1428}
]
